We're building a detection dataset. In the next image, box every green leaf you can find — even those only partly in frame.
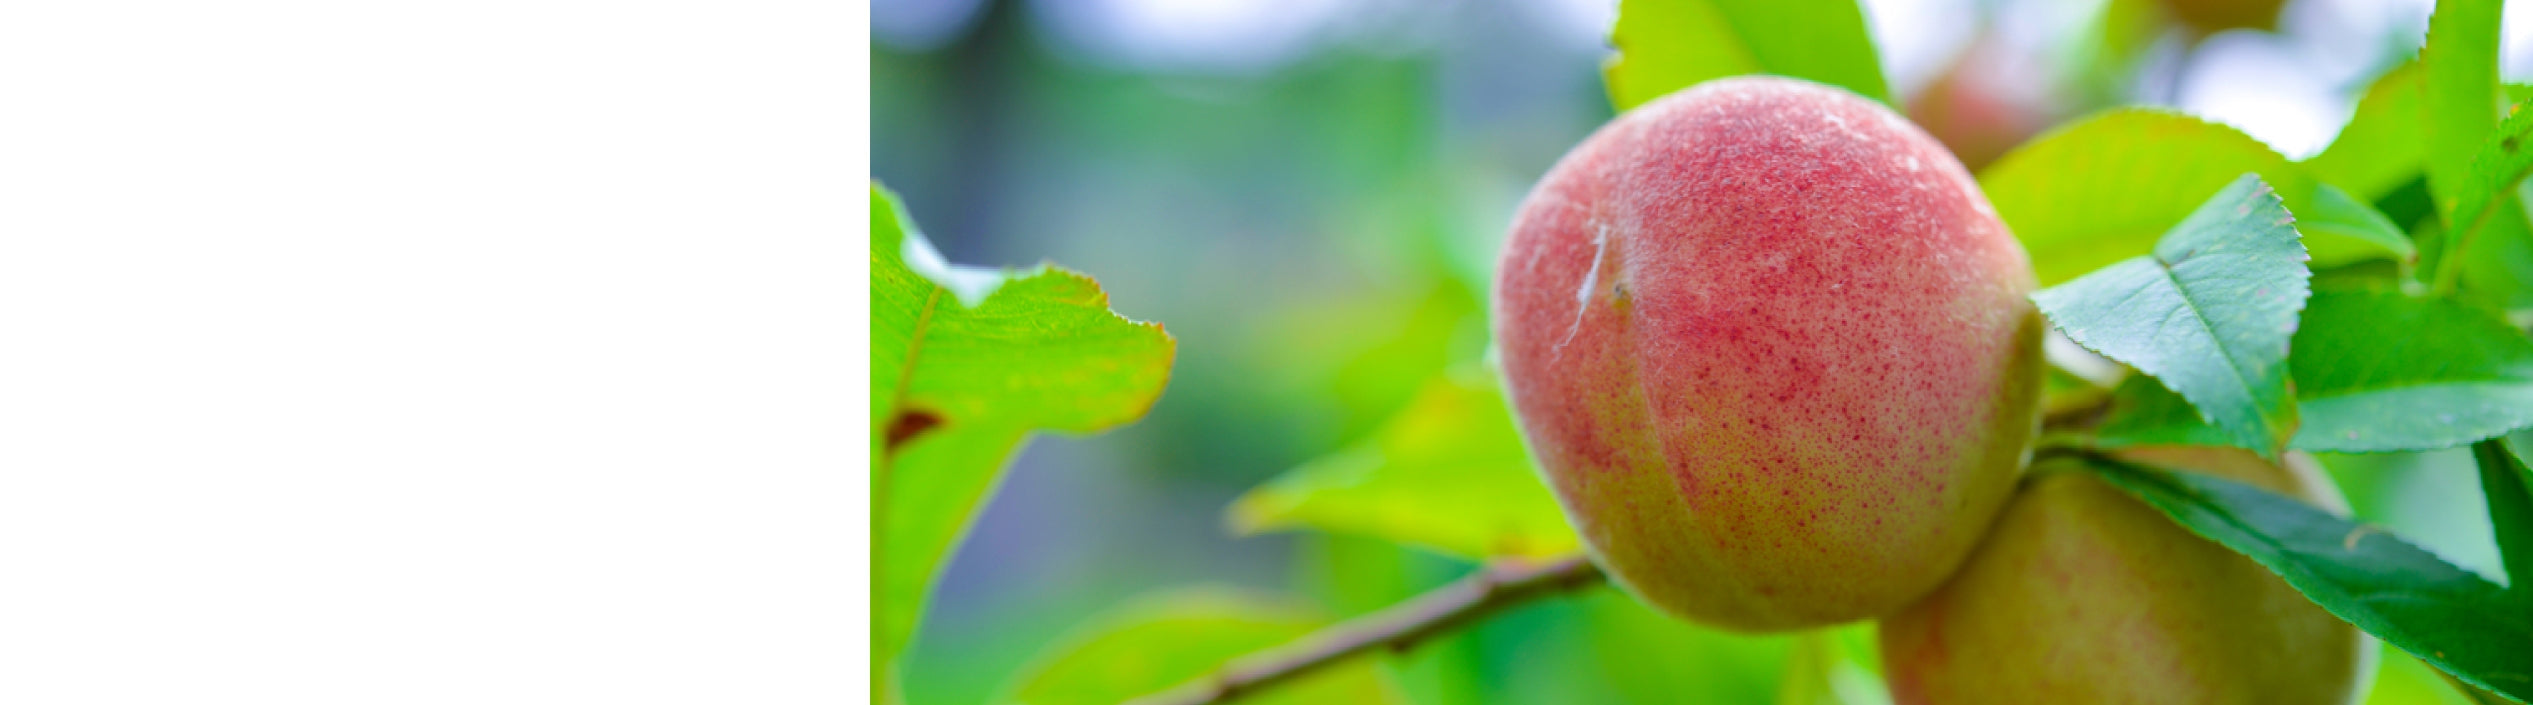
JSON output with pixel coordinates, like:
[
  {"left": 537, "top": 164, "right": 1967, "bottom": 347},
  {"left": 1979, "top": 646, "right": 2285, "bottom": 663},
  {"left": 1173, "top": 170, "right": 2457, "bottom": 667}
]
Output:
[
  {"left": 2079, "top": 455, "right": 2533, "bottom": 701},
  {"left": 2300, "top": 182, "right": 2416, "bottom": 269},
  {"left": 2032, "top": 174, "right": 2310, "bottom": 456},
  {"left": 2434, "top": 101, "right": 2533, "bottom": 295},
  {"left": 2445, "top": 675, "right": 2521, "bottom": 705},
  {"left": 2454, "top": 195, "right": 2533, "bottom": 311},
  {"left": 2307, "top": 60, "right": 2427, "bottom": 203},
  {"left": 1228, "top": 369, "right": 1580, "bottom": 561},
  {"left": 2371, "top": 651, "right": 2508, "bottom": 705},
  {"left": 2473, "top": 438, "right": 2533, "bottom": 598},
  {"left": 1602, "top": 0, "right": 1890, "bottom": 112},
  {"left": 871, "top": 183, "right": 1176, "bottom": 700},
  {"left": 995, "top": 589, "right": 1395, "bottom": 705},
  {"left": 2421, "top": 0, "right": 2504, "bottom": 219},
  {"left": 1979, "top": 110, "right": 2319, "bottom": 286},
  {"left": 2090, "top": 374, "right": 2233, "bottom": 450},
  {"left": 2093, "top": 290, "right": 2533, "bottom": 454},
  {"left": 2284, "top": 290, "right": 2533, "bottom": 452},
  {"left": 2414, "top": 0, "right": 2533, "bottom": 310}
]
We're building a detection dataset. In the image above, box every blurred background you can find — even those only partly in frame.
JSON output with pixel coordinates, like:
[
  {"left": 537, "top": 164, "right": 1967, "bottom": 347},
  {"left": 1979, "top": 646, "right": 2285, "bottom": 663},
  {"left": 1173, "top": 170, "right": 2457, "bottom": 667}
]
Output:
[{"left": 875, "top": 0, "right": 2533, "bottom": 702}]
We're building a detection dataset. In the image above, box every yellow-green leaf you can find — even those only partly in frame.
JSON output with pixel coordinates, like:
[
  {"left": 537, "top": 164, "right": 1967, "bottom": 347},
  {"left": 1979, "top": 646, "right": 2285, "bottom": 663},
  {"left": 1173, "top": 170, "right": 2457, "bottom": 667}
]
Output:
[
  {"left": 2307, "top": 60, "right": 2427, "bottom": 203},
  {"left": 2433, "top": 101, "right": 2533, "bottom": 299},
  {"left": 997, "top": 589, "right": 1396, "bottom": 705},
  {"left": 1228, "top": 369, "right": 1579, "bottom": 560},
  {"left": 1602, "top": 0, "right": 1890, "bottom": 111},
  {"left": 2421, "top": 0, "right": 2504, "bottom": 219},
  {"left": 872, "top": 183, "right": 1176, "bottom": 701},
  {"left": 1980, "top": 110, "right": 2319, "bottom": 286}
]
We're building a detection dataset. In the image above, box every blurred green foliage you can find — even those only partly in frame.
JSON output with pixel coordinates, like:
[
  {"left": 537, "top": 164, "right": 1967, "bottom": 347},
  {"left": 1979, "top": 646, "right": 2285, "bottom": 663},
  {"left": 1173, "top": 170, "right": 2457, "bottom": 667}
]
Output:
[
  {"left": 2307, "top": 61, "right": 2428, "bottom": 203},
  {"left": 995, "top": 588, "right": 1397, "bottom": 705},
  {"left": 1228, "top": 368, "right": 1578, "bottom": 561}
]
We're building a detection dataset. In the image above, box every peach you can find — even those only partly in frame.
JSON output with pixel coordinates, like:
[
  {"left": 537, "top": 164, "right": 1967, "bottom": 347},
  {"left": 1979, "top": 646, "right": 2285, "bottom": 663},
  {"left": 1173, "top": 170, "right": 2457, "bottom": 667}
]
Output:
[
  {"left": 1878, "top": 446, "right": 2373, "bottom": 705},
  {"left": 1492, "top": 76, "right": 2044, "bottom": 631}
]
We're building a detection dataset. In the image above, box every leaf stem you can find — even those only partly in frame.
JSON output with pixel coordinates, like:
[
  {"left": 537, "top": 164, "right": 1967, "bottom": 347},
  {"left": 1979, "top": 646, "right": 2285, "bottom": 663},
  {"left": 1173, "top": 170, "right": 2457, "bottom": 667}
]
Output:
[{"left": 1127, "top": 554, "right": 1605, "bottom": 705}]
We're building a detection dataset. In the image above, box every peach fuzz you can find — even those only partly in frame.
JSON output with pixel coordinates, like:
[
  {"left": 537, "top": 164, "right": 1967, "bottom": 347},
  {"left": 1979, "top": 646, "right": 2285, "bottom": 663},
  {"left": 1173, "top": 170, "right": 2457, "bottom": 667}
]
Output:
[{"left": 1491, "top": 76, "right": 2043, "bottom": 631}]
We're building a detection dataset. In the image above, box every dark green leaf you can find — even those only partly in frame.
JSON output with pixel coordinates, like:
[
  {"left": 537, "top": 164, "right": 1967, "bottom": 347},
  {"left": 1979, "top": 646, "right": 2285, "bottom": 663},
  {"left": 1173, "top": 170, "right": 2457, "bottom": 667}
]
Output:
[
  {"left": 871, "top": 183, "right": 1176, "bottom": 699},
  {"left": 2474, "top": 438, "right": 2533, "bottom": 601},
  {"left": 2080, "top": 456, "right": 2533, "bottom": 701},
  {"left": 2032, "top": 174, "right": 2310, "bottom": 456},
  {"left": 2307, "top": 60, "right": 2427, "bottom": 202},
  {"left": 1227, "top": 369, "right": 1578, "bottom": 560},
  {"left": 2093, "top": 290, "right": 2533, "bottom": 453},
  {"left": 1980, "top": 110, "right": 2318, "bottom": 286},
  {"left": 1602, "top": 0, "right": 1890, "bottom": 111},
  {"left": 2377, "top": 174, "right": 2444, "bottom": 234},
  {"left": 2285, "top": 290, "right": 2533, "bottom": 452},
  {"left": 996, "top": 589, "right": 1395, "bottom": 705}
]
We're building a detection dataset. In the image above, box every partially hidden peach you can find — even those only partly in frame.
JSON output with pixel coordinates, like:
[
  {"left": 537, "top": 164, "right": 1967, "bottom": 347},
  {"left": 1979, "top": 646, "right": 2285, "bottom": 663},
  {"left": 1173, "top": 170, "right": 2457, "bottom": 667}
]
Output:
[
  {"left": 1905, "top": 38, "right": 2055, "bottom": 173},
  {"left": 1878, "top": 446, "right": 2373, "bottom": 705},
  {"left": 1492, "top": 76, "right": 2045, "bottom": 631}
]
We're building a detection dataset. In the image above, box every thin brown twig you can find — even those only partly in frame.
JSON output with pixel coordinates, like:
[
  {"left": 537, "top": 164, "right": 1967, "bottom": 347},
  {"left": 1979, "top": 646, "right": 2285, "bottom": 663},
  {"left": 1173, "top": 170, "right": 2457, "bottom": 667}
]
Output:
[{"left": 1127, "top": 554, "right": 1606, "bottom": 705}]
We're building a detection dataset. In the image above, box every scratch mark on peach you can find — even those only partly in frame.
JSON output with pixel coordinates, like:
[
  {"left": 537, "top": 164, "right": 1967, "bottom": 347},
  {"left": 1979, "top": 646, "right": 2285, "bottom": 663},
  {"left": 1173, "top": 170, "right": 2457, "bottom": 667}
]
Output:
[{"left": 1558, "top": 222, "right": 1612, "bottom": 358}]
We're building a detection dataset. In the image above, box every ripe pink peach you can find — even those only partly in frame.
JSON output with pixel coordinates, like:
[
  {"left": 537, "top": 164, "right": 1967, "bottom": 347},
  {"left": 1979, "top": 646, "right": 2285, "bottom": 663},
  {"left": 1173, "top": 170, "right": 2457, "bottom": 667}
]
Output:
[{"left": 1492, "top": 76, "right": 2044, "bottom": 631}]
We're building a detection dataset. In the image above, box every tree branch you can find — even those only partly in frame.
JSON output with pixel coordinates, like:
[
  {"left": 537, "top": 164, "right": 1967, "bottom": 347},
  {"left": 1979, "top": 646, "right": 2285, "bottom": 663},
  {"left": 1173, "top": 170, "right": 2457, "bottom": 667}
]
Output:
[{"left": 1128, "top": 554, "right": 1606, "bottom": 705}]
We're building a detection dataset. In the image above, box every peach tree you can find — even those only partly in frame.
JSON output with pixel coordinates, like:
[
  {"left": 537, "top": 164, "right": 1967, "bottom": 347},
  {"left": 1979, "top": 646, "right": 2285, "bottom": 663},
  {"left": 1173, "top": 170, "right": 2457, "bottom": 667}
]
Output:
[{"left": 871, "top": 0, "right": 2533, "bottom": 702}]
